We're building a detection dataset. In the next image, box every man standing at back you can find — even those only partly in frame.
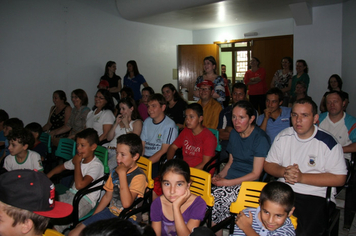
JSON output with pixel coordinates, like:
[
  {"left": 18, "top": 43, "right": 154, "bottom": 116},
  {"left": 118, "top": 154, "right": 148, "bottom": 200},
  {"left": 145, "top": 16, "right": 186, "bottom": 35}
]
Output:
[
  {"left": 197, "top": 80, "right": 222, "bottom": 129},
  {"left": 264, "top": 98, "right": 347, "bottom": 236}
]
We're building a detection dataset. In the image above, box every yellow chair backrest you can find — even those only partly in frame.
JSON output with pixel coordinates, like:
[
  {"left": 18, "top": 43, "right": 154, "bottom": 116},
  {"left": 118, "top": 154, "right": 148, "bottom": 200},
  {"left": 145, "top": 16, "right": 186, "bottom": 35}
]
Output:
[
  {"left": 230, "top": 181, "right": 297, "bottom": 229},
  {"left": 137, "top": 156, "right": 154, "bottom": 189},
  {"left": 44, "top": 229, "right": 65, "bottom": 236},
  {"left": 189, "top": 167, "right": 214, "bottom": 207}
]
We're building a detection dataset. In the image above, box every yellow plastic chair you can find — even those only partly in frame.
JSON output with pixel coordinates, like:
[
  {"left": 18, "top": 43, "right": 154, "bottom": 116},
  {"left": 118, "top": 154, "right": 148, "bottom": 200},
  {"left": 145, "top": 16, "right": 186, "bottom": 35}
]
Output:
[
  {"left": 44, "top": 229, "right": 64, "bottom": 236},
  {"left": 190, "top": 167, "right": 214, "bottom": 227},
  {"left": 119, "top": 156, "right": 154, "bottom": 221},
  {"left": 230, "top": 181, "right": 297, "bottom": 233},
  {"left": 211, "top": 181, "right": 297, "bottom": 234}
]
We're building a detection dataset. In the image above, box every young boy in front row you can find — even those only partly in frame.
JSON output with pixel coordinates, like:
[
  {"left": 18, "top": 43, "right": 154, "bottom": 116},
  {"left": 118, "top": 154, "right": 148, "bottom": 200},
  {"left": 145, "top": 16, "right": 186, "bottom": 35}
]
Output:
[
  {"left": 47, "top": 128, "right": 104, "bottom": 232},
  {"left": 0, "top": 169, "right": 73, "bottom": 236},
  {"left": 3, "top": 128, "right": 43, "bottom": 172},
  {"left": 233, "top": 182, "right": 296, "bottom": 236},
  {"left": 68, "top": 133, "right": 148, "bottom": 236}
]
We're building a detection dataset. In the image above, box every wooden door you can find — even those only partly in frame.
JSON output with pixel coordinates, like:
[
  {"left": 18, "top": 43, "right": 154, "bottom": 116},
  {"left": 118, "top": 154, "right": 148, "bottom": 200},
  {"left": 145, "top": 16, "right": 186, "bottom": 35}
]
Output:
[
  {"left": 178, "top": 44, "right": 219, "bottom": 100},
  {"left": 250, "top": 35, "right": 294, "bottom": 89}
]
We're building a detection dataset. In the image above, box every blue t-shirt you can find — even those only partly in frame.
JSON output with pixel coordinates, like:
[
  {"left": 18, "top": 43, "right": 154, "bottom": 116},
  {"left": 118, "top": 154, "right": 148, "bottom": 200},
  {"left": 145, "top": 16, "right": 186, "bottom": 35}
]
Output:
[
  {"left": 123, "top": 74, "right": 146, "bottom": 100},
  {"left": 226, "top": 126, "right": 270, "bottom": 180},
  {"left": 257, "top": 106, "right": 291, "bottom": 143},
  {"left": 0, "top": 131, "right": 5, "bottom": 157}
]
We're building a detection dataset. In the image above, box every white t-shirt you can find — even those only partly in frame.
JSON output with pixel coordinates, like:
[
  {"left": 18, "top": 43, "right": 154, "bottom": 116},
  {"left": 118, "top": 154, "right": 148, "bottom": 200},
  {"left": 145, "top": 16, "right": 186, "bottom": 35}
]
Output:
[
  {"left": 64, "top": 156, "right": 104, "bottom": 207},
  {"left": 86, "top": 109, "right": 115, "bottom": 136},
  {"left": 266, "top": 126, "right": 347, "bottom": 200},
  {"left": 4, "top": 150, "right": 43, "bottom": 171},
  {"left": 105, "top": 120, "right": 137, "bottom": 148}
]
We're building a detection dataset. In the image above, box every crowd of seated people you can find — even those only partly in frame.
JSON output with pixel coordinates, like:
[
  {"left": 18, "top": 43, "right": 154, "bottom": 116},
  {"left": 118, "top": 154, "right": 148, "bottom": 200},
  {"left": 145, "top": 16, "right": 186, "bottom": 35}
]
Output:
[{"left": 0, "top": 56, "right": 353, "bottom": 236}]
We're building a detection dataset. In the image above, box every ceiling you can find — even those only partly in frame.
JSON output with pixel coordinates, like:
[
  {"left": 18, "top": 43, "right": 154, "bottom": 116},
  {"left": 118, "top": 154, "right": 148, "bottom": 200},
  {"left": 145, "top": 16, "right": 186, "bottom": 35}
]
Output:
[{"left": 115, "top": 0, "right": 347, "bottom": 30}]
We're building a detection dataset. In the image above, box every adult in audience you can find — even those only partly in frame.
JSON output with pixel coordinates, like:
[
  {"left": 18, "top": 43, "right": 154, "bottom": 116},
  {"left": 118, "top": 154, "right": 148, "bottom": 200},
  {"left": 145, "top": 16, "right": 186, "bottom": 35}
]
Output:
[
  {"left": 138, "top": 87, "right": 154, "bottom": 121},
  {"left": 211, "top": 100, "right": 270, "bottom": 236},
  {"left": 264, "top": 98, "right": 347, "bottom": 236},
  {"left": 49, "top": 89, "right": 90, "bottom": 145},
  {"left": 161, "top": 83, "right": 187, "bottom": 130},
  {"left": 243, "top": 57, "right": 267, "bottom": 113},
  {"left": 221, "top": 64, "right": 231, "bottom": 107},
  {"left": 123, "top": 60, "right": 149, "bottom": 102},
  {"left": 114, "top": 87, "right": 134, "bottom": 116},
  {"left": 270, "top": 57, "right": 293, "bottom": 106},
  {"left": 218, "top": 82, "right": 248, "bottom": 162},
  {"left": 86, "top": 89, "right": 115, "bottom": 142},
  {"left": 197, "top": 80, "right": 222, "bottom": 129},
  {"left": 319, "top": 90, "right": 356, "bottom": 229},
  {"left": 288, "top": 81, "right": 311, "bottom": 107},
  {"left": 257, "top": 88, "right": 291, "bottom": 143},
  {"left": 193, "top": 56, "right": 225, "bottom": 106},
  {"left": 290, "top": 59, "right": 310, "bottom": 98},
  {"left": 106, "top": 97, "right": 143, "bottom": 171},
  {"left": 43, "top": 90, "right": 72, "bottom": 140},
  {"left": 319, "top": 74, "right": 349, "bottom": 113},
  {"left": 100, "top": 61, "right": 121, "bottom": 102}
]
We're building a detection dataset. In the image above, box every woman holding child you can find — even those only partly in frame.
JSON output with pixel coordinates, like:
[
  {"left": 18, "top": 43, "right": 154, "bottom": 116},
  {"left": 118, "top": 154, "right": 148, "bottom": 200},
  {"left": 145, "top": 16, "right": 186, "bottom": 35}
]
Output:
[
  {"left": 43, "top": 90, "right": 72, "bottom": 139},
  {"left": 86, "top": 89, "right": 115, "bottom": 142},
  {"left": 106, "top": 97, "right": 143, "bottom": 171},
  {"left": 211, "top": 100, "right": 270, "bottom": 236},
  {"left": 49, "top": 89, "right": 90, "bottom": 145}
]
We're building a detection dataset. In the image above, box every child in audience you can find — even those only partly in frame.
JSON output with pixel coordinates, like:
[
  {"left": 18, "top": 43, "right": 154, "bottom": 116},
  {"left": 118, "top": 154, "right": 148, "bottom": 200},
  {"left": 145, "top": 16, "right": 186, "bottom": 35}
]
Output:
[
  {"left": 151, "top": 159, "right": 206, "bottom": 236},
  {"left": 25, "top": 122, "right": 48, "bottom": 161},
  {"left": 138, "top": 86, "right": 155, "bottom": 121},
  {"left": 167, "top": 103, "right": 217, "bottom": 170},
  {"left": 233, "top": 182, "right": 295, "bottom": 236},
  {"left": 68, "top": 133, "right": 147, "bottom": 236},
  {"left": 141, "top": 93, "right": 178, "bottom": 178},
  {"left": 0, "top": 109, "right": 9, "bottom": 158},
  {"left": 47, "top": 128, "right": 104, "bottom": 232},
  {"left": 3, "top": 128, "right": 43, "bottom": 172},
  {"left": 0, "top": 169, "right": 73, "bottom": 236},
  {"left": 0, "top": 117, "right": 24, "bottom": 166}
]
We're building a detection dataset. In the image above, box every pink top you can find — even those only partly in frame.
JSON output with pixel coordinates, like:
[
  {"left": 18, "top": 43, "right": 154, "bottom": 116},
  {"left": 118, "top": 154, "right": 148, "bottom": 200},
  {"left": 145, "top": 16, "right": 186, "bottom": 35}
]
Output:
[{"left": 138, "top": 103, "right": 149, "bottom": 121}]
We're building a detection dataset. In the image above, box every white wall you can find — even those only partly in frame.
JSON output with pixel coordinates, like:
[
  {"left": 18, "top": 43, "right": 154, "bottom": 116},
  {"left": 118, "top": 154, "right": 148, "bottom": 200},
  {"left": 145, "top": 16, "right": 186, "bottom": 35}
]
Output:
[
  {"left": 293, "top": 4, "right": 343, "bottom": 114},
  {"left": 342, "top": 0, "right": 356, "bottom": 117},
  {"left": 192, "top": 18, "right": 294, "bottom": 44},
  {"left": 0, "top": 0, "right": 192, "bottom": 125}
]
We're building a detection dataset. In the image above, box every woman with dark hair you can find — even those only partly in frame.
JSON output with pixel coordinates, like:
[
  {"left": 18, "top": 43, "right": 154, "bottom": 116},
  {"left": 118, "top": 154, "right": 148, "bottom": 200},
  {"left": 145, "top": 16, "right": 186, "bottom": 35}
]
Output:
[
  {"left": 270, "top": 57, "right": 293, "bottom": 106},
  {"left": 43, "top": 90, "right": 72, "bottom": 139},
  {"left": 290, "top": 59, "right": 310, "bottom": 98},
  {"left": 123, "top": 60, "right": 149, "bottom": 102},
  {"left": 106, "top": 97, "right": 143, "bottom": 170},
  {"left": 243, "top": 57, "right": 267, "bottom": 112},
  {"left": 193, "top": 56, "right": 225, "bottom": 106},
  {"left": 86, "top": 89, "right": 115, "bottom": 142},
  {"left": 211, "top": 100, "right": 270, "bottom": 236},
  {"left": 49, "top": 89, "right": 90, "bottom": 144},
  {"left": 138, "top": 87, "right": 155, "bottom": 121},
  {"left": 100, "top": 61, "right": 122, "bottom": 102},
  {"left": 319, "top": 74, "right": 349, "bottom": 112},
  {"left": 162, "top": 83, "right": 187, "bottom": 129}
]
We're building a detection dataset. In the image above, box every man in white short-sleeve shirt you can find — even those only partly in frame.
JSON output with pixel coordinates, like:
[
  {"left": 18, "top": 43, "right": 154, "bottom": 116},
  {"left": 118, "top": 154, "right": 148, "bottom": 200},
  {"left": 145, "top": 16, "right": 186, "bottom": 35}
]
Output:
[{"left": 264, "top": 98, "right": 347, "bottom": 236}]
